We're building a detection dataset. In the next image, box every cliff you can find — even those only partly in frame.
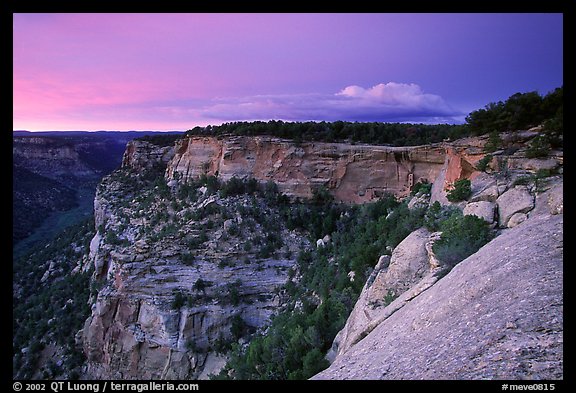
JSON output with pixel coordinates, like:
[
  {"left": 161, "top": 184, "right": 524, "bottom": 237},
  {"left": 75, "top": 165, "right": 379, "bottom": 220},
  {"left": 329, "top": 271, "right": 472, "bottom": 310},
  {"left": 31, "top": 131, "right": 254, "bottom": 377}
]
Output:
[
  {"left": 121, "top": 139, "right": 176, "bottom": 172},
  {"left": 13, "top": 137, "right": 103, "bottom": 183},
  {"left": 163, "top": 135, "right": 448, "bottom": 203},
  {"left": 83, "top": 130, "right": 563, "bottom": 380},
  {"left": 81, "top": 157, "right": 308, "bottom": 379}
]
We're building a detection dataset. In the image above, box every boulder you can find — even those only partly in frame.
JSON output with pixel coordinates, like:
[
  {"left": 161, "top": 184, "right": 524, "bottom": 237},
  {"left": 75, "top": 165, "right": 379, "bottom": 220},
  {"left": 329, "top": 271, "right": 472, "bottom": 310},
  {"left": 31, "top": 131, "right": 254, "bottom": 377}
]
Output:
[
  {"left": 407, "top": 194, "right": 428, "bottom": 210},
  {"left": 223, "top": 219, "right": 235, "bottom": 232},
  {"left": 507, "top": 212, "right": 527, "bottom": 228},
  {"left": 327, "top": 228, "right": 435, "bottom": 360},
  {"left": 532, "top": 181, "right": 563, "bottom": 217},
  {"left": 469, "top": 172, "right": 499, "bottom": 202},
  {"left": 496, "top": 186, "right": 534, "bottom": 227},
  {"left": 463, "top": 201, "right": 496, "bottom": 224}
]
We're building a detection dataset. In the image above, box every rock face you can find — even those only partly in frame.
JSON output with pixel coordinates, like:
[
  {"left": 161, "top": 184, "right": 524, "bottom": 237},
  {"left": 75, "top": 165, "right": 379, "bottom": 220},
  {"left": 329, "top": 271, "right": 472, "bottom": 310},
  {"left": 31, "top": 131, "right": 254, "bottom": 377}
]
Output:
[
  {"left": 327, "top": 228, "right": 443, "bottom": 361},
  {"left": 430, "top": 137, "right": 486, "bottom": 205},
  {"left": 83, "top": 258, "right": 294, "bottom": 379},
  {"left": 166, "top": 136, "right": 446, "bottom": 203},
  {"left": 82, "top": 166, "right": 306, "bottom": 379},
  {"left": 82, "top": 131, "right": 563, "bottom": 380},
  {"left": 122, "top": 140, "right": 176, "bottom": 172},
  {"left": 313, "top": 183, "right": 563, "bottom": 380},
  {"left": 13, "top": 137, "right": 97, "bottom": 181},
  {"left": 463, "top": 201, "right": 496, "bottom": 224}
]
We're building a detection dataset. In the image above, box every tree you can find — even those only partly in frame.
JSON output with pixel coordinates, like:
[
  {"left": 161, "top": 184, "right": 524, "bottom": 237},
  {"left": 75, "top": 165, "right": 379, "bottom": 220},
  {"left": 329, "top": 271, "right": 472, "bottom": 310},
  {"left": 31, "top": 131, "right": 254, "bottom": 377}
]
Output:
[
  {"left": 484, "top": 130, "right": 502, "bottom": 153},
  {"left": 230, "top": 315, "right": 247, "bottom": 340},
  {"left": 171, "top": 291, "right": 186, "bottom": 309},
  {"left": 447, "top": 179, "right": 472, "bottom": 202},
  {"left": 433, "top": 214, "right": 493, "bottom": 267},
  {"left": 193, "top": 278, "right": 211, "bottom": 293}
]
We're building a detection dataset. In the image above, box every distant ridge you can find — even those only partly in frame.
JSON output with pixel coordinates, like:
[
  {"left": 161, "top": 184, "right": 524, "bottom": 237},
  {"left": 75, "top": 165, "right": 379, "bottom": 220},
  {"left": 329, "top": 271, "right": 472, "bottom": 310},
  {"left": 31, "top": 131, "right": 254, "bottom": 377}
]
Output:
[{"left": 13, "top": 130, "right": 185, "bottom": 137}]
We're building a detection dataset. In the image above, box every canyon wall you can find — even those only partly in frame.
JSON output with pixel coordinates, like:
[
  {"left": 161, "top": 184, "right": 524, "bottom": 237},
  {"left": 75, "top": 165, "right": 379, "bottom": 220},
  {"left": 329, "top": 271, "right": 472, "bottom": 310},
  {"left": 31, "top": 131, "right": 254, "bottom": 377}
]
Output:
[
  {"left": 163, "top": 136, "right": 449, "bottom": 203},
  {"left": 84, "top": 132, "right": 562, "bottom": 380}
]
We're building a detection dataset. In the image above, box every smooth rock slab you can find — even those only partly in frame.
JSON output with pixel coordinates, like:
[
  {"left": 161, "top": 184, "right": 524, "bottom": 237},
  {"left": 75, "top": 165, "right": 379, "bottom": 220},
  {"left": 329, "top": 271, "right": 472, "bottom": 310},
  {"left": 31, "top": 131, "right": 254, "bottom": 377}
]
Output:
[{"left": 313, "top": 213, "right": 563, "bottom": 380}]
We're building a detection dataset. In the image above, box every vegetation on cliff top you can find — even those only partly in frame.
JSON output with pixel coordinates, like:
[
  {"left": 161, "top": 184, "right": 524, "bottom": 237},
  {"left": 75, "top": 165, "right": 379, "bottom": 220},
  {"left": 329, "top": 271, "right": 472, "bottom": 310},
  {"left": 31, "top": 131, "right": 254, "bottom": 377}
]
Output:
[{"left": 182, "top": 87, "right": 562, "bottom": 147}]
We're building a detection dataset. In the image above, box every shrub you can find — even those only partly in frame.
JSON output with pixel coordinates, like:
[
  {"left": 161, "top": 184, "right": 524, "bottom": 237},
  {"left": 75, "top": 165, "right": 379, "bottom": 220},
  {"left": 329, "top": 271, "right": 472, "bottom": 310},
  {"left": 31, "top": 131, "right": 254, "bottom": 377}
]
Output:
[
  {"left": 433, "top": 214, "right": 493, "bottom": 267},
  {"left": 476, "top": 155, "right": 493, "bottom": 172},
  {"left": 447, "top": 179, "right": 472, "bottom": 202},
  {"left": 311, "top": 186, "right": 334, "bottom": 206},
  {"left": 171, "top": 292, "right": 186, "bottom": 309},
  {"left": 484, "top": 130, "right": 502, "bottom": 153},
  {"left": 230, "top": 315, "right": 248, "bottom": 340},
  {"left": 511, "top": 176, "right": 532, "bottom": 187},
  {"left": 526, "top": 135, "right": 551, "bottom": 158},
  {"left": 193, "top": 278, "right": 212, "bottom": 293},
  {"left": 181, "top": 252, "right": 195, "bottom": 266},
  {"left": 411, "top": 180, "right": 432, "bottom": 196}
]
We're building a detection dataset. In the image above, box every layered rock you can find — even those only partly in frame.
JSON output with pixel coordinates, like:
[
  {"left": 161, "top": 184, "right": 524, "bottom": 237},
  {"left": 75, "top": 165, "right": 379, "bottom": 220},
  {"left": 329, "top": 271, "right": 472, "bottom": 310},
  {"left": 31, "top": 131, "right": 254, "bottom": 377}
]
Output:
[
  {"left": 122, "top": 140, "right": 176, "bottom": 172},
  {"left": 83, "top": 131, "right": 563, "bottom": 380},
  {"left": 13, "top": 137, "right": 101, "bottom": 182},
  {"left": 166, "top": 136, "right": 446, "bottom": 203},
  {"left": 83, "top": 253, "right": 294, "bottom": 379},
  {"left": 82, "top": 169, "right": 306, "bottom": 379}
]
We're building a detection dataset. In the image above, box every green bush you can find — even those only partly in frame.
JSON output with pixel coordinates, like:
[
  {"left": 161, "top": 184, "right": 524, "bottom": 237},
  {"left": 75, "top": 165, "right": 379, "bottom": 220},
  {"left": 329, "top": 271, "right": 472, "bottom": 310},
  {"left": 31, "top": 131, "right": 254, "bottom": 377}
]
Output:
[
  {"left": 484, "top": 130, "right": 502, "bottom": 153},
  {"left": 230, "top": 315, "right": 248, "bottom": 340},
  {"left": 526, "top": 135, "right": 551, "bottom": 158},
  {"left": 193, "top": 278, "right": 212, "bottom": 293},
  {"left": 171, "top": 292, "right": 186, "bottom": 309},
  {"left": 411, "top": 180, "right": 432, "bottom": 196},
  {"left": 433, "top": 214, "right": 493, "bottom": 267},
  {"left": 476, "top": 155, "right": 493, "bottom": 172},
  {"left": 447, "top": 179, "right": 472, "bottom": 202},
  {"left": 181, "top": 252, "right": 195, "bottom": 266}
]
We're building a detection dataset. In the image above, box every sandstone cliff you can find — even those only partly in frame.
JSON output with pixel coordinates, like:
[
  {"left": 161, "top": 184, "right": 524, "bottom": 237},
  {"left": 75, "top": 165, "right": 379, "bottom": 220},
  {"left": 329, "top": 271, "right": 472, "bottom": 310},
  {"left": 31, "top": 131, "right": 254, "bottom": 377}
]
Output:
[
  {"left": 164, "top": 136, "right": 447, "bottom": 203},
  {"left": 121, "top": 139, "right": 176, "bottom": 172},
  {"left": 13, "top": 137, "right": 102, "bottom": 183},
  {"left": 83, "top": 130, "right": 563, "bottom": 380},
  {"left": 82, "top": 157, "right": 308, "bottom": 379}
]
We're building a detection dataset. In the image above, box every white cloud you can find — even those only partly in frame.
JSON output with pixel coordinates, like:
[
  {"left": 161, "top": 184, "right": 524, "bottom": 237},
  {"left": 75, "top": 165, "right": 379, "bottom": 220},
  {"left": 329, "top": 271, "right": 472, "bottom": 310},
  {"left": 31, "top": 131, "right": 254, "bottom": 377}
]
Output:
[{"left": 195, "top": 82, "right": 463, "bottom": 123}]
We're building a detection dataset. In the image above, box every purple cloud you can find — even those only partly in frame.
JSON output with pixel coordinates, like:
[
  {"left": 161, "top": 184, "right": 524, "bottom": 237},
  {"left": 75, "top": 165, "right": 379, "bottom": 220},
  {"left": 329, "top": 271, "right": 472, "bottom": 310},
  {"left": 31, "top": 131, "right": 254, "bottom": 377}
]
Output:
[{"left": 198, "top": 82, "right": 464, "bottom": 124}]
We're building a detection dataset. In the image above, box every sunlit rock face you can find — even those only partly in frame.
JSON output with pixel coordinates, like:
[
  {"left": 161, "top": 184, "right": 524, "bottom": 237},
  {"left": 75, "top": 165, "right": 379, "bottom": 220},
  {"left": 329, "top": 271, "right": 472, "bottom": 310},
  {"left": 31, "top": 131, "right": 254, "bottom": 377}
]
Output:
[{"left": 165, "top": 135, "right": 447, "bottom": 203}]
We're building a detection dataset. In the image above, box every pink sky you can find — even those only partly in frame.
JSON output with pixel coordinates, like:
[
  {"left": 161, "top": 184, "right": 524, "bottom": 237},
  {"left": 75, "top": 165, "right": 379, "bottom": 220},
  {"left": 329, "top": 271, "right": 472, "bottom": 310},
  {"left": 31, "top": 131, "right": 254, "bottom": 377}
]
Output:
[{"left": 13, "top": 13, "right": 563, "bottom": 131}]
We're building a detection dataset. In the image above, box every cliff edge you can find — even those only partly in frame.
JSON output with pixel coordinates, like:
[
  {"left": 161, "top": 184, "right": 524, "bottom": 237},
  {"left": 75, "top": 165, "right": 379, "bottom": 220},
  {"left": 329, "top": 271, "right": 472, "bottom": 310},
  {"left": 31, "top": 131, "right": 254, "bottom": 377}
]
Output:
[{"left": 313, "top": 180, "right": 563, "bottom": 379}]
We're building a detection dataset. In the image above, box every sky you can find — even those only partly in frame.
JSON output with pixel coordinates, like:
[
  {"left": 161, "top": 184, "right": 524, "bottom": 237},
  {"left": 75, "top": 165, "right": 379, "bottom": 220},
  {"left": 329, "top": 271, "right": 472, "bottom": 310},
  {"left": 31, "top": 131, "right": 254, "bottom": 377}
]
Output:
[{"left": 13, "top": 13, "right": 563, "bottom": 131}]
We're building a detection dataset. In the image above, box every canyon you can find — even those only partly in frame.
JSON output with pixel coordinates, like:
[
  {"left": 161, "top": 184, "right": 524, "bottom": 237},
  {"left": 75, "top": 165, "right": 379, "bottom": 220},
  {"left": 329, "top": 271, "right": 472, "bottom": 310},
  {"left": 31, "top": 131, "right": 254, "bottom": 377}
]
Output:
[{"left": 78, "top": 130, "right": 562, "bottom": 379}]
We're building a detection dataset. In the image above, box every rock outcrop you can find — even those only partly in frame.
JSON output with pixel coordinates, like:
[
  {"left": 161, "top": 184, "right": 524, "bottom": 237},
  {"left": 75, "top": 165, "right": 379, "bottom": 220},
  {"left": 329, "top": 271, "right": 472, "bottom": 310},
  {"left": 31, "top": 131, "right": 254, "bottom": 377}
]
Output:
[
  {"left": 166, "top": 136, "right": 447, "bottom": 203},
  {"left": 326, "top": 228, "right": 444, "bottom": 361},
  {"left": 81, "top": 130, "right": 563, "bottom": 380},
  {"left": 82, "top": 164, "right": 307, "bottom": 379},
  {"left": 496, "top": 186, "right": 535, "bottom": 227},
  {"left": 463, "top": 201, "right": 496, "bottom": 224},
  {"left": 122, "top": 140, "right": 176, "bottom": 172},
  {"left": 313, "top": 180, "right": 563, "bottom": 380}
]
